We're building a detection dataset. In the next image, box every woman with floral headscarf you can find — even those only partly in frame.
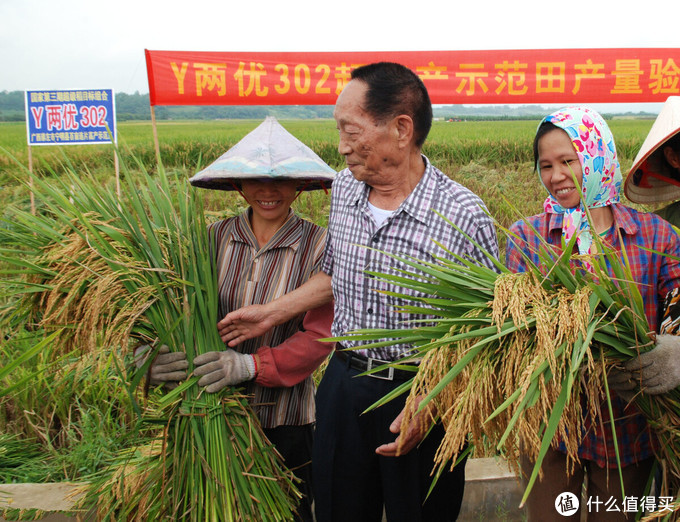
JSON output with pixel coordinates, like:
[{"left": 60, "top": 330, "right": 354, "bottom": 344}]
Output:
[{"left": 505, "top": 107, "right": 680, "bottom": 521}]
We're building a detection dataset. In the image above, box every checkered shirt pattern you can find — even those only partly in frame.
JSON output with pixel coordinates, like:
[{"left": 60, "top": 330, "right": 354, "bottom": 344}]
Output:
[
  {"left": 506, "top": 204, "right": 680, "bottom": 467},
  {"left": 322, "top": 156, "right": 499, "bottom": 361}
]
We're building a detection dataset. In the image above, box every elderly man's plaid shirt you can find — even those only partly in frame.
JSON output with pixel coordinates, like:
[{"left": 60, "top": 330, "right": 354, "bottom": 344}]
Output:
[{"left": 322, "top": 156, "right": 499, "bottom": 361}]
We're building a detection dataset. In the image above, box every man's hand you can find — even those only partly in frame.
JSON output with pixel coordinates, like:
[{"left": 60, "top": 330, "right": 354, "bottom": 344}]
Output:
[
  {"left": 135, "top": 344, "right": 188, "bottom": 390},
  {"left": 217, "top": 304, "right": 277, "bottom": 347},
  {"left": 193, "top": 349, "right": 256, "bottom": 393},
  {"left": 217, "top": 272, "right": 333, "bottom": 347},
  {"left": 375, "top": 397, "right": 433, "bottom": 457},
  {"left": 625, "top": 334, "right": 680, "bottom": 395}
]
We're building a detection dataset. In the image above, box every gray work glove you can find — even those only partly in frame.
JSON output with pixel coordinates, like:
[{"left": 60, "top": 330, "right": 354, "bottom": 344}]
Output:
[
  {"left": 625, "top": 334, "right": 680, "bottom": 395},
  {"left": 135, "top": 344, "right": 188, "bottom": 390},
  {"left": 193, "top": 349, "right": 256, "bottom": 393}
]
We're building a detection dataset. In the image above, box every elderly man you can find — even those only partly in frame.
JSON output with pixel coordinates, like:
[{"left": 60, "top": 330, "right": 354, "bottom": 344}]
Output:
[{"left": 219, "top": 62, "right": 499, "bottom": 521}]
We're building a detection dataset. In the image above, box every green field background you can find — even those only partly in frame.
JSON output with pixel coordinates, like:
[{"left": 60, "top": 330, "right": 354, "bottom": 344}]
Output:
[
  {"left": 0, "top": 116, "right": 668, "bottom": 496},
  {"left": 0, "top": 117, "right": 659, "bottom": 236}
]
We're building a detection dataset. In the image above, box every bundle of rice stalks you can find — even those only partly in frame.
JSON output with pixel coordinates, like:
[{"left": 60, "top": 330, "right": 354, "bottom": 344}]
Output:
[
  {"left": 2, "top": 215, "right": 155, "bottom": 358},
  {"left": 407, "top": 270, "right": 598, "bottom": 476},
  {"left": 0, "top": 155, "right": 299, "bottom": 520},
  {"left": 336, "top": 214, "right": 680, "bottom": 518}
]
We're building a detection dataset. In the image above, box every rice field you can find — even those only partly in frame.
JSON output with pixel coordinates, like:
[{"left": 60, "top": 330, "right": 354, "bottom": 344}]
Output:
[
  {"left": 0, "top": 115, "right": 662, "bottom": 519},
  {"left": 0, "top": 116, "right": 658, "bottom": 233}
]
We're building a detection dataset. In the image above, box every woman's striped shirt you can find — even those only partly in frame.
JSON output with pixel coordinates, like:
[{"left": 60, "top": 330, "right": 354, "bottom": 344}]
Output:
[{"left": 210, "top": 209, "right": 326, "bottom": 428}]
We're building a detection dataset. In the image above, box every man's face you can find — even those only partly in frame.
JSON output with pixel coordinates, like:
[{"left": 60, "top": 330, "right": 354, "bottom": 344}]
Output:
[{"left": 333, "top": 80, "right": 400, "bottom": 184}]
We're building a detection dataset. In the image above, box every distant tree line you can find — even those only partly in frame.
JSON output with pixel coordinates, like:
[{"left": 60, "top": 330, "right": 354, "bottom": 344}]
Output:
[
  {"left": 435, "top": 104, "right": 658, "bottom": 121},
  {"left": 0, "top": 91, "right": 658, "bottom": 122},
  {"left": 0, "top": 91, "right": 25, "bottom": 121},
  {"left": 0, "top": 91, "right": 335, "bottom": 121}
]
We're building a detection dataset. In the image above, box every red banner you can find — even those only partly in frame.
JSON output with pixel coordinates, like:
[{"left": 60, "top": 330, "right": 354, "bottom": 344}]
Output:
[{"left": 145, "top": 49, "right": 680, "bottom": 106}]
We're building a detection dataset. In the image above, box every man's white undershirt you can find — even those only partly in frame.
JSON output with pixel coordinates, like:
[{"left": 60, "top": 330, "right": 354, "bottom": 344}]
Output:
[{"left": 367, "top": 200, "right": 395, "bottom": 227}]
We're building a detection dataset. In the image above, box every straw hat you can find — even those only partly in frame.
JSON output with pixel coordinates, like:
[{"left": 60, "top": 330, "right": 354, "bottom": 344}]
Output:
[
  {"left": 190, "top": 116, "right": 335, "bottom": 191},
  {"left": 624, "top": 96, "right": 680, "bottom": 204}
]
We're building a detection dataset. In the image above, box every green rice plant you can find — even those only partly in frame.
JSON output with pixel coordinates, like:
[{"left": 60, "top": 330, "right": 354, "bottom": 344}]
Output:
[
  {"left": 0, "top": 118, "right": 658, "bottom": 259},
  {"left": 332, "top": 211, "right": 680, "bottom": 519},
  {"left": 0, "top": 434, "right": 45, "bottom": 483},
  {"left": 0, "top": 149, "right": 300, "bottom": 520}
]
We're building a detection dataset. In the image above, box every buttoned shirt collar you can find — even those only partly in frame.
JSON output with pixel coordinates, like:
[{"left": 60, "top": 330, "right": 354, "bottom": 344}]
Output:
[
  {"left": 231, "top": 209, "right": 302, "bottom": 252},
  {"left": 343, "top": 155, "right": 437, "bottom": 226}
]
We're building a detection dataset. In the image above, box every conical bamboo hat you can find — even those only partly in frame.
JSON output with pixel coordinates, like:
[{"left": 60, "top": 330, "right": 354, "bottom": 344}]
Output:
[
  {"left": 624, "top": 96, "right": 680, "bottom": 204},
  {"left": 190, "top": 116, "right": 336, "bottom": 191}
]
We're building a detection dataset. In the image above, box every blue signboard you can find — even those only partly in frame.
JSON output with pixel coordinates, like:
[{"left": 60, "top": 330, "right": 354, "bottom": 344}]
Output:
[{"left": 25, "top": 89, "right": 116, "bottom": 146}]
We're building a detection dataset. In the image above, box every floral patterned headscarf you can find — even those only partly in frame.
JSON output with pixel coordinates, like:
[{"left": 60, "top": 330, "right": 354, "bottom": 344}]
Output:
[{"left": 537, "top": 106, "right": 622, "bottom": 255}]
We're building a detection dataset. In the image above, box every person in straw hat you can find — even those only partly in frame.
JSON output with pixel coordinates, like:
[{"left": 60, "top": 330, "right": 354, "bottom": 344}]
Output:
[
  {"left": 625, "top": 96, "right": 680, "bottom": 227},
  {"left": 507, "top": 106, "right": 680, "bottom": 521},
  {"left": 619, "top": 95, "right": 680, "bottom": 471},
  {"left": 142, "top": 116, "right": 336, "bottom": 521}
]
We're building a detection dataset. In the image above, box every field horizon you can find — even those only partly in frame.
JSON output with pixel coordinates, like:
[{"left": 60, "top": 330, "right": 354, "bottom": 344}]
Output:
[{"left": 0, "top": 117, "right": 660, "bottom": 238}]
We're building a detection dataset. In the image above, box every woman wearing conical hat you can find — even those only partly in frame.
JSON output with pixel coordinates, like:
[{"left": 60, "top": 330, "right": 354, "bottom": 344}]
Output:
[
  {"left": 624, "top": 96, "right": 680, "bottom": 441},
  {"left": 625, "top": 96, "right": 680, "bottom": 227},
  {"left": 144, "top": 117, "right": 336, "bottom": 521}
]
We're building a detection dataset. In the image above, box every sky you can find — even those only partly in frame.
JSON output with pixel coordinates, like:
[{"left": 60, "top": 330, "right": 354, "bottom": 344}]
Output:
[{"left": 1, "top": 0, "right": 678, "bottom": 112}]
